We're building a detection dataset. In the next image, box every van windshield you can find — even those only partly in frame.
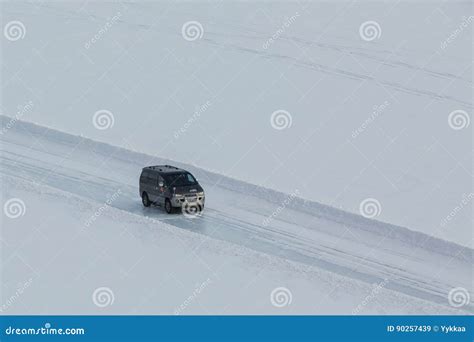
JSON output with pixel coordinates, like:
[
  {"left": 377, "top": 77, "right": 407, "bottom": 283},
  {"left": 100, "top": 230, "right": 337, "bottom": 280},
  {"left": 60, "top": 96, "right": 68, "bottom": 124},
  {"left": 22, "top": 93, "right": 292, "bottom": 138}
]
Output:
[{"left": 164, "top": 172, "right": 197, "bottom": 187}]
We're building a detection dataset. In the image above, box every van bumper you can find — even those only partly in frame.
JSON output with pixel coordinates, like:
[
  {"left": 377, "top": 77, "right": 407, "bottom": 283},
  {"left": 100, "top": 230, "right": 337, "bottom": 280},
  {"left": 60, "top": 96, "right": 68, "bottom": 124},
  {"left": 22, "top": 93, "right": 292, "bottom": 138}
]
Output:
[{"left": 171, "top": 195, "right": 205, "bottom": 208}]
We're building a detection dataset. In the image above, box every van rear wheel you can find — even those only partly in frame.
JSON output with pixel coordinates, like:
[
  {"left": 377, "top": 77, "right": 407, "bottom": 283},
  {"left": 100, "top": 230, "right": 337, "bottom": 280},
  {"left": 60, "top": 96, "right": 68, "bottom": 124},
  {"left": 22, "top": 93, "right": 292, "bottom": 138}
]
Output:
[
  {"left": 142, "top": 192, "right": 151, "bottom": 207},
  {"left": 165, "top": 199, "right": 172, "bottom": 214}
]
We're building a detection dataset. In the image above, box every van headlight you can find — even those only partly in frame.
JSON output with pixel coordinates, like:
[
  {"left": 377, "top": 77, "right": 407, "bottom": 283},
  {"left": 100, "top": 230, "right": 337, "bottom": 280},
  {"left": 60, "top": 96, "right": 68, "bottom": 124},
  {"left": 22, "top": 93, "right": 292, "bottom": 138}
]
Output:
[
  {"left": 173, "top": 194, "right": 184, "bottom": 198},
  {"left": 197, "top": 192, "right": 204, "bottom": 196}
]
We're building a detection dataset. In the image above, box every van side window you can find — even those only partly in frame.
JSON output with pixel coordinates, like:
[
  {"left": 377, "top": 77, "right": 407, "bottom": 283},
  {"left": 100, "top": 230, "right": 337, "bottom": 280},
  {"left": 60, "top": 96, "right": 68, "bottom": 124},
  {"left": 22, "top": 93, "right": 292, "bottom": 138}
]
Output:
[
  {"left": 142, "top": 171, "right": 156, "bottom": 184},
  {"left": 149, "top": 172, "right": 157, "bottom": 184},
  {"left": 141, "top": 171, "right": 149, "bottom": 182}
]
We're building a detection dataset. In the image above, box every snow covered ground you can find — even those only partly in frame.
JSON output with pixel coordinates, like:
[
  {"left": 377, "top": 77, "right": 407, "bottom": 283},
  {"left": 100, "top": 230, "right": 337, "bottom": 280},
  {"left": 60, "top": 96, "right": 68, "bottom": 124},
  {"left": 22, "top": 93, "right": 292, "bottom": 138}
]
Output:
[
  {"left": 0, "top": 117, "right": 471, "bottom": 314},
  {"left": 0, "top": 0, "right": 472, "bottom": 315},
  {"left": 1, "top": 0, "right": 472, "bottom": 245}
]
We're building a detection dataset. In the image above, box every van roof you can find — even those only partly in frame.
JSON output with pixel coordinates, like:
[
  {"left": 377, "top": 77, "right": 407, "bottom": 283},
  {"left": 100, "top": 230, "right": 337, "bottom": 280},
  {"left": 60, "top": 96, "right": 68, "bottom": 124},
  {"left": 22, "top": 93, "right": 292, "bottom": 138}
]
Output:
[{"left": 143, "top": 165, "right": 186, "bottom": 173}]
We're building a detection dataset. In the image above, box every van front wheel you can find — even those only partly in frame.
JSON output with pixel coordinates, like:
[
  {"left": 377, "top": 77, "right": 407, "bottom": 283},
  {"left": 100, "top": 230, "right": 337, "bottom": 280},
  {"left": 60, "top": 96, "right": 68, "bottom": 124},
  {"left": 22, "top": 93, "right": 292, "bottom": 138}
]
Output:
[{"left": 165, "top": 199, "right": 172, "bottom": 214}]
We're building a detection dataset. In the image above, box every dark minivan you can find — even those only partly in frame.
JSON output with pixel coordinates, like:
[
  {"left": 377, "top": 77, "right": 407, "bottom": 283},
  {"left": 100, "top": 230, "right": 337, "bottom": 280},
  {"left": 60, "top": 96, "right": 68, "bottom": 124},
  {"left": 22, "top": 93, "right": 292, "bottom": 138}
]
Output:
[{"left": 139, "top": 165, "right": 205, "bottom": 213}]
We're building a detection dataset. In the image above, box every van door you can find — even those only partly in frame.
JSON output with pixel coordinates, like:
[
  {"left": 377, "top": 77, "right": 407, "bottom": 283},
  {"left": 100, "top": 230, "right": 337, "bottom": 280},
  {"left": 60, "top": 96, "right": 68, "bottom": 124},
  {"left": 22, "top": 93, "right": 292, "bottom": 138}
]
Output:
[
  {"left": 148, "top": 172, "right": 160, "bottom": 203},
  {"left": 141, "top": 171, "right": 152, "bottom": 198},
  {"left": 155, "top": 175, "right": 166, "bottom": 206}
]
